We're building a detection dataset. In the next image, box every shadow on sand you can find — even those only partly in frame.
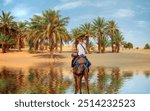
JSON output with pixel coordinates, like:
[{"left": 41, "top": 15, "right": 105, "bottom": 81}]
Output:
[{"left": 33, "top": 53, "right": 66, "bottom": 59}]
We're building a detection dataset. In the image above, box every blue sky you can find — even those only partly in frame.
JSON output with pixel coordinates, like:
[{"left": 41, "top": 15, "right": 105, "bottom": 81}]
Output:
[{"left": 0, "top": 0, "right": 150, "bottom": 47}]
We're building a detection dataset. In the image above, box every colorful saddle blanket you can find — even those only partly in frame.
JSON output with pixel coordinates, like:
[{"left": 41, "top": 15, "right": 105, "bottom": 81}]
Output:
[{"left": 74, "top": 55, "right": 91, "bottom": 68}]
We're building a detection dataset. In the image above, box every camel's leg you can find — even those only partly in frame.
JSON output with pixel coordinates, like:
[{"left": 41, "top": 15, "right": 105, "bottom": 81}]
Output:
[
  {"left": 84, "top": 70, "right": 89, "bottom": 94},
  {"left": 76, "top": 76, "right": 80, "bottom": 94},
  {"left": 74, "top": 74, "right": 78, "bottom": 94},
  {"left": 76, "top": 75, "right": 82, "bottom": 94},
  {"left": 79, "top": 75, "right": 83, "bottom": 94}
]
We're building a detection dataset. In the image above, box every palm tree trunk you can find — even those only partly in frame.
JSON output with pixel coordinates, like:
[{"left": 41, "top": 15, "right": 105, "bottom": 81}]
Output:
[
  {"left": 55, "top": 45, "right": 58, "bottom": 52},
  {"left": 86, "top": 36, "right": 90, "bottom": 54},
  {"left": 6, "top": 44, "right": 9, "bottom": 52},
  {"left": 2, "top": 43, "right": 6, "bottom": 53},
  {"left": 111, "top": 39, "right": 114, "bottom": 53},
  {"left": 98, "top": 32, "right": 102, "bottom": 53},
  {"left": 60, "top": 39, "right": 63, "bottom": 53},
  {"left": 49, "top": 32, "right": 54, "bottom": 58},
  {"left": 118, "top": 45, "right": 120, "bottom": 53},
  {"left": 18, "top": 37, "right": 21, "bottom": 51},
  {"left": 98, "top": 35, "right": 101, "bottom": 53},
  {"left": 117, "top": 43, "right": 120, "bottom": 53},
  {"left": 45, "top": 44, "right": 48, "bottom": 50},
  {"left": 34, "top": 39, "right": 39, "bottom": 51},
  {"left": 45, "top": 39, "right": 48, "bottom": 50},
  {"left": 115, "top": 43, "right": 117, "bottom": 53},
  {"left": 55, "top": 42, "right": 58, "bottom": 52},
  {"left": 102, "top": 46, "right": 105, "bottom": 53},
  {"left": 75, "top": 39, "right": 78, "bottom": 51},
  {"left": 39, "top": 39, "right": 44, "bottom": 51},
  {"left": 49, "top": 43, "right": 54, "bottom": 58}
]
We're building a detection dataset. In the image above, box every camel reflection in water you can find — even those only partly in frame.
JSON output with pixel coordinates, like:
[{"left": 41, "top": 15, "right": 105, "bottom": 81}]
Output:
[{"left": 0, "top": 66, "right": 150, "bottom": 94}]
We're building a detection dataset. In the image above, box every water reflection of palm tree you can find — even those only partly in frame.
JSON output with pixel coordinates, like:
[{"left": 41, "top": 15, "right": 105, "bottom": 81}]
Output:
[
  {"left": 48, "top": 64, "right": 56, "bottom": 93},
  {"left": 91, "top": 67, "right": 124, "bottom": 94},
  {"left": 26, "top": 68, "right": 42, "bottom": 93},
  {"left": 24, "top": 66, "right": 58, "bottom": 93},
  {"left": 47, "top": 64, "right": 72, "bottom": 94},
  {"left": 122, "top": 71, "right": 133, "bottom": 79},
  {"left": 25, "top": 64, "right": 72, "bottom": 94},
  {"left": 0, "top": 67, "right": 17, "bottom": 93},
  {"left": 57, "top": 67, "right": 63, "bottom": 93},
  {"left": 15, "top": 69, "right": 24, "bottom": 92},
  {"left": 1, "top": 68, "right": 25, "bottom": 94},
  {"left": 107, "top": 67, "right": 123, "bottom": 94},
  {"left": 97, "top": 67, "right": 109, "bottom": 94},
  {"left": 88, "top": 67, "right": 108, "bottom": 94},
  {"left": 144, "top": 71, "right": 150, "bottom": 78}
]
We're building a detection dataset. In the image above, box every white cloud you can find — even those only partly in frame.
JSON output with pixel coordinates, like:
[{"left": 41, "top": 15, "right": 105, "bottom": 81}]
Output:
[
  {"left": 54, "top": 0, "right": 115, "bottom": 10},
  {"left": 54, "top": 1, "right": 83, "bottom": 10},
  {"left": 113, "top": 9, "right": 135, "bottom": 18},
  {"left": 34, "top": 13, "right": 42, "bottom": 16},
  {"left": 13, "top": 7, "right": 28, "bottom": 17},
  {"left": 3, "top": 0, "right": 12, "bottom": 5},
  {"left": 13, "top": 9, "right": 28, "bottom": 17},
  {"left": 136, "top": 5, "right": 150, "bottom": 10},
  {"left": 73, "top": 14, "right": 97, "bottom": 22},
  {"left": 136, "top": 21, "right": 150, "bottom": 28},
  {"left": 59, "top": 0, "right": 71, "bottom": 2},
  {"left": 94, "top": 1, "right": 116, "bottom": 7},
  {"left": 12, "top": 5, "right": 31, "bottom": 21}
]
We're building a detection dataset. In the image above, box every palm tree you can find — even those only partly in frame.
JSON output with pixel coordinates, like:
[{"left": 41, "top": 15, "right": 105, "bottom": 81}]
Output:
[
  {"left": 101, "top": 34, "right": 109, "bottom": 53},
  {"left": 92, "top": 17, "right": 106, "bottom": 53},
  {"left": 0, "top": 33, "right": 14, "bottom": 53},
  {"left": 88, "top": 41, "right": 95, "bottom": 52},
  {"left": 28, "top": 15, "right": 44, "bottom": 51},
  {"left": 41, "top": 9, "right": 69, "bottom": 57},
  {"left": 56, "top": 27, "right": 71, "bottom": 53},
  {"left": 114, "top": 30, "right": 124, "bottom": 53},
  {"left": 16, "top": 21, "right": 27, "bottom": 51},
  {"left": 0, "top": 11, "right": 16, "bottom": 34},
  {"left": 0, "top": 11, "right": 17, "bottom": 53},
  {"left": 71, "top": 28, "right": 81, "bottom": 51},
  {"left": 106, "top": 20, "right": 118, "bottom": 52},
  {"left": 80, "top": 23, "right": 93, "bottom": 53},
  {"left": 28, "top": 9, "right": 69, "bottom": 56}
]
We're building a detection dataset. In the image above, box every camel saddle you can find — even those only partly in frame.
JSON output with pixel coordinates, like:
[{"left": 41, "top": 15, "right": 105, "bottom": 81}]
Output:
[{"left": 77, "top": 56, "right": 86, "bottom": 64}]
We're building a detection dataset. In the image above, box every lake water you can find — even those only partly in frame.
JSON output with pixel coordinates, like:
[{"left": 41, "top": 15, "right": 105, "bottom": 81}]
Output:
[{"left": 0, "top": 66, "right": 150, "bottom": 94}]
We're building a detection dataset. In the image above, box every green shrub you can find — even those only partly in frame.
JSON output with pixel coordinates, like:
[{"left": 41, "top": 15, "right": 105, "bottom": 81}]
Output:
[{"left": 144, "top": 44, "right": 150, "bottom": 49}]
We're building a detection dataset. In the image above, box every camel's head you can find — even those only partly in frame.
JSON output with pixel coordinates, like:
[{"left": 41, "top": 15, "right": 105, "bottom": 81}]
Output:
[{"left": 74, "top": 57, "right": 86, "bottom": 75}]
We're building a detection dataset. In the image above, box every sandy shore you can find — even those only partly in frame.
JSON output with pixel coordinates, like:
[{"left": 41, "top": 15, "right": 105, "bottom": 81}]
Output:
[{"left": 0, "top": 48, "right": 150, "bottom": 72}]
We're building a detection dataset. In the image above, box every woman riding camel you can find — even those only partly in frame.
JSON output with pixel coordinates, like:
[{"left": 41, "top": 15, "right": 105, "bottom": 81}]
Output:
[
  {"left": 71, "top": 36, "right": 91, "bottom": 94},
  {"left": 71, "top": 36, "right": 91, "bottom": 70}
]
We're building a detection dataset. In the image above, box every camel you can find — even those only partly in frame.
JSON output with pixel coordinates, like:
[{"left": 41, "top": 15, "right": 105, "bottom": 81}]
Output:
[{"left": 73, "top": 56, "right": 89, "bottom": 94}]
